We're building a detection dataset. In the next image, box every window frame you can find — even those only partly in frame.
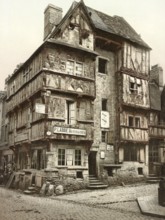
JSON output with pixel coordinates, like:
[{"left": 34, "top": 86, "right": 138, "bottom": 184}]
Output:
[
  {"left": 98, "top": 58, "right": 107, "bottom": 74},
  {"left": 102, "top": 99, "right": 108, "bottom": 111},
  {"left": 128, "top": 115, "right": 141, "bottom": 128},
  {"left": 66, "top": 100, "right": 76, "bottom": 125},
  {"left": 101, "top": 130, "right": 107, "bottom": 143},
  {"left": 66, "top": 60, "right": 83, "bottom": 76},
  {"left": 58, "top": 149, "right": 82, "bottom": 166},
  {"left": 124, "top": 145, "right": 139, "bottom": 162}
]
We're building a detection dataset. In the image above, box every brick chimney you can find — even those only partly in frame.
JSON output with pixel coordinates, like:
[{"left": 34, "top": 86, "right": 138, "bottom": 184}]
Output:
[{"left": 44, "top": 4, "right": 63, "bottom": 40}]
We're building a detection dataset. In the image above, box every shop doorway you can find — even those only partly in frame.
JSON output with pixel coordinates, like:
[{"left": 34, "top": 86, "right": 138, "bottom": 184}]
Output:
[{"left": 88, "top": 151, "right": 97, "bottom": 176}]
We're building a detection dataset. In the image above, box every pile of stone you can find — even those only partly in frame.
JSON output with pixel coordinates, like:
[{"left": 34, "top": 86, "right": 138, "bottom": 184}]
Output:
[{"left": 40, "top": 181, "right": 64, "bottom": 196}]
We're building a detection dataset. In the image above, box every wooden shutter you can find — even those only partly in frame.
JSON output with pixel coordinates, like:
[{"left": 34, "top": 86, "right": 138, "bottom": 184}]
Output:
[
  {"left": 119, "top": 147, "right": 124, "bottom": 163},
  {"left": 139, "top": 146, "right": 145, "bottom": 162}
]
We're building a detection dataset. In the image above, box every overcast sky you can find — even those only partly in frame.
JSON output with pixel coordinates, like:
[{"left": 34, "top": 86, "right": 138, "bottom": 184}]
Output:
[{"left": 0, "top": 0, "right": 165, "bottom": 90}]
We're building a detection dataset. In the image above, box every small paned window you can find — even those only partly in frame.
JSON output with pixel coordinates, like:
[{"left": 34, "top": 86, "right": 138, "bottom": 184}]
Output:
[
  {"left": 75, "top": 62, "right": 83, "bottom": 76},
  {"left": 67, "top": 60, "right": 74, "bottom": 75},
  {"left": 58, "top": 149, "right": 65, "bottom": 165},
  {"left": 129, "top": 82, "right": 137, "bottom": 94},
  {"left": 75, "top": 150, "right": 81, "bottom": 166},
  {"left": 102, "top": 99, "right": 108, "bottom": 111},
  {"left": 101, "top": 131, "right": 107, "bottom": 143},
  {"left": 124, "top": 145, "right": 138, "bottom": 161},
  {"left": 98, "top": 58, "right": 107, "bottom": 74}
]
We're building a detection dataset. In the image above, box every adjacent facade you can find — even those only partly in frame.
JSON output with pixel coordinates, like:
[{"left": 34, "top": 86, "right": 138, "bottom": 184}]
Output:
[{"left": 1, "top": 1, "right": 165, "bottom": 184}]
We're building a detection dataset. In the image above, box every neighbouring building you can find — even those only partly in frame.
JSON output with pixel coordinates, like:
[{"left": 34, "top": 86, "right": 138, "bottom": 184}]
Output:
[
  {"left": 0, "top": 91, "right": 12, "bottom": 169},
  {"left": 2, "top": 1, "right": 165, "bottom": 188}
]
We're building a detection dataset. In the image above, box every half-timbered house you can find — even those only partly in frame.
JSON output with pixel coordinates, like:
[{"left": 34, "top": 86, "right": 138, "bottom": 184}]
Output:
[{"left": 5, "top": 1, "right": 164, "bottom": 186}]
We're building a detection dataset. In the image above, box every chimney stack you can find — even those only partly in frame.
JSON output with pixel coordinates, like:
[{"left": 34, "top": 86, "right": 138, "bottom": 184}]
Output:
[
  {"left": 150, "top": 64, "right": 164, "bottom": 91},
  {"left": 44, "top": 4, "right": 63, "bottom": 40}
]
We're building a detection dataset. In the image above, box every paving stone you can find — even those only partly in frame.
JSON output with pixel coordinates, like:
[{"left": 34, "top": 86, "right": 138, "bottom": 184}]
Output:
[{"left": 0, "top": 183, "right": 164, "bottom": 220}]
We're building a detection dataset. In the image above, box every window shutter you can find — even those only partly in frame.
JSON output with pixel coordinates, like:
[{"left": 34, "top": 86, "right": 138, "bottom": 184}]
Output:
[
  {"left": 139, "top": 146, "right": 145, "bottom": 162},
  {"left": 119, "top": 147, "right": 124, "bottom": 162},
  {"left": 70, "top": 102, "right": 76, "bottom": 125},
  {"left": 107, "top": 131, "right": 113, "bottom": 143},
  {"left": 66, "top": 149, "right": 74, "bottom": 166}
]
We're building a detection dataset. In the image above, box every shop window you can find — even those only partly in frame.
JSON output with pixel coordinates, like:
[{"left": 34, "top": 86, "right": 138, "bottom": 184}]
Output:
[
  {"left": 58, "top": 149, "right": 65, "bottom": 165},
  {"left": 58, "top": 149, "right": 82, "bottom": 166},
  {"left": 31, "top": 150, "right": 46, "bottom": 170},
  {"left": 102, "top": 99, "right": 108, "bottom": 111},
  {"left": 124, "top": 145, "right": 138, "bottom": 161},
  {"left": 98, "top": 58, "right": 107, "bottom": 74}
]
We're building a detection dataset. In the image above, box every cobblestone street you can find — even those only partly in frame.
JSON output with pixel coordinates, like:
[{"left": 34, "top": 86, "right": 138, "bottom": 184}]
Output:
[{"left": 0, "top": 183, "right": 164, "bottom": 220}]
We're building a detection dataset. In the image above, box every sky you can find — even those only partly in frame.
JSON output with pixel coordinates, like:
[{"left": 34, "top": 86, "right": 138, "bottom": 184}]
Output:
[{"left": 0, "top": 0, "right": 165, "bottom": 90}]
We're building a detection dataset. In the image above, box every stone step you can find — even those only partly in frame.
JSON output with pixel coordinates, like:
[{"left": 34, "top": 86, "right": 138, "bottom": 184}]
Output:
[
  {"left": 146, "top": 175, "right": 161, "bottom": 183},
  {"left": 89, "top": 179, "right": 102, "bottom": 183},
  {"left": 87, "top": 184, "right": 108, "bottom": 189},
  {"left": 89, "top": 182, "right": 106, "bottom": 185},
  {"left": 146, "top": 179, "right": 160, "bottom": 184},
  {"left": 88, "top": 175, "right": 108, "bottom": 189}
]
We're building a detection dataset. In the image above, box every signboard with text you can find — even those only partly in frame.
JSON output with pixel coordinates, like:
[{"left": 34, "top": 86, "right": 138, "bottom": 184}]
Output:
[
  {"left": 54, "top": 126, "right": 86, "bottom": 136},
  {"left": 101, "top": 111, "right": 109, "bottom": 128},
  {"left": 35, "top": 103, "right": 46, "bottom": 114}
]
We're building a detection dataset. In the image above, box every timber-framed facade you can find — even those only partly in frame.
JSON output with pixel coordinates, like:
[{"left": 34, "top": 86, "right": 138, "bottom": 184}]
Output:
[{"left": 1, "top": 1, "right": 165, "bottom": 186}]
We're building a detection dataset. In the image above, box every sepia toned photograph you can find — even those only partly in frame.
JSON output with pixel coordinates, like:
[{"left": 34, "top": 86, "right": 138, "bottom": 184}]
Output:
[{"left": 0, "top": 0, "right": 165, "bottom": 219}]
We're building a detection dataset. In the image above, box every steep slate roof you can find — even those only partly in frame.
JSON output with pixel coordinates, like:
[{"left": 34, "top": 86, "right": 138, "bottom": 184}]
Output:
[
  {"left": 86, "top": 6, "right": 150, "bottom": 49},
  {"left": 53, "top": 1, "right": 150, "bottom": 49}
]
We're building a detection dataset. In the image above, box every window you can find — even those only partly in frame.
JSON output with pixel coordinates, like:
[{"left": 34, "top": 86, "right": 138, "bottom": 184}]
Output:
[
  {"left": 102, "top": 99, "right": 108, "bottom": 111},
  {"left": 66, "top": 101, "right": 76, "bottom": 125},
  {"left": 66, "top": 61, "right": 83, "bottom": 76},
  {"left": 129, "top": 82, "right": 137, "bottom": 94},
  {"left": 129, "top": 77, "right": 142, "bottom": 94},
  {"left": 124, "top": 145, "right": 138, "bottom": 161},
  {"left": 67, "top": 60, "right": 74, "bottom": 75},
  {"left": 128, "top": 116, "right": 134, "bottom": 127},
  {"left": 98, "top": 58, "right": 107, "bottom": 74},
  {"left": 135, "top": 117, "right": 140, "bottom": 128},
  {"left": 75, "top": 62, "right": 83, "bottom": 76},
  {"left": 128, "top": 116, "right": 141, "bottom": 128},
  {"left": 58, "top": 149, "right": 65, "bottom": 165},
  {"left": 58, "top": 149, "right": 82, "bottom": 166},
  {"left": 101, "top": 131, "right": 107, "bottom": 143},
  {"left": 66, "top": 149, "right": 74, "bottom": 166},
  {"left": 75, "top": 150, "right": 81, "bottom": 165},
  {"left": 138, "top": 167, "right": 143, "bottom": 175}
]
